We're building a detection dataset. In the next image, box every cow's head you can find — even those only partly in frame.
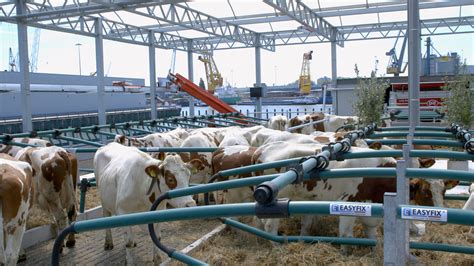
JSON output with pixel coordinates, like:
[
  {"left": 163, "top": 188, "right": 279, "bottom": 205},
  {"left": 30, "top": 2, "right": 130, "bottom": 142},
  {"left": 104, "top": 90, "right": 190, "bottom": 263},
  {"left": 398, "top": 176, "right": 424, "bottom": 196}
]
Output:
[
  {"left": 145, "top": 153, "right": 199, "bottom": 208},
  {"left": 410, "top": 178, "right": 459, "bottom": 207}
]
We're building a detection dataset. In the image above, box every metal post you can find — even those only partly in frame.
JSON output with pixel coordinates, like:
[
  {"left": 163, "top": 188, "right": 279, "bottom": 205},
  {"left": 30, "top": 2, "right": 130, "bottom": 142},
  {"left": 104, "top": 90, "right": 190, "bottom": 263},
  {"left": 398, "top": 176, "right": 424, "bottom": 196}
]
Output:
[
  {"left": 331, "top": 35, "right": 337, "bottom": 115},
  {"left": 255, "top": 35, "right": 262, "bottom": 119},
  {"left": 383, "top": 192, "right": 398, "bottom": 265},
  {"left": 148, "top": 31, "right": 157, "bottom": 120},
  {"left": 187, "top": 40, "right": 195, "bottom": 117},
  {"left": 75, "top": 43, "right": 82, "bottom": 75},
  {"left": 95, "top": 18, "right": 106, "bottom": 127},
  {"left": 408, "top": 0, "right": 420, "bottom": 137},
  {"left": 395, "top": 158, "right": 409, "bottom": 265},
  {"left": 16, "top": 0, "right": 32, "bottom": 132}
]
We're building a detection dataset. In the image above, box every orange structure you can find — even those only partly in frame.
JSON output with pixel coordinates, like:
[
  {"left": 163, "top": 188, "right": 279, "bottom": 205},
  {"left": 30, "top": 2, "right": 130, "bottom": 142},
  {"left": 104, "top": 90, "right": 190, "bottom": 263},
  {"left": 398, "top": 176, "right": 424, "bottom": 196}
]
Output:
[{"left": 169, "top": 73, "right": 239, "bottom": 114}]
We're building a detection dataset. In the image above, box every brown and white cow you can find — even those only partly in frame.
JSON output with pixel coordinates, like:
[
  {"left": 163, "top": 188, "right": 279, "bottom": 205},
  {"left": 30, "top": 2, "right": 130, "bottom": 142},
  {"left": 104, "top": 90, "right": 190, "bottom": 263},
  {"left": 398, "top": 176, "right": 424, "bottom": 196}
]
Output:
[
  {"left": 0, "top": 138, "right": 52, "bottom": 157},
  {"left": 15, "top": 146, "right": 78, "bottom": 248},
  {"left": 178, "top": 132, "right": 219, "bottom": 204},
  {"left": 211, "top": 145, "right": 258, "bottom": 204},
  {"left": 289, "top": 112, "right": 358, "bottom": 134},
  {"left": 267, "top": 115, "right": 288, "bottom": 131},
  {"left": 94, "top": 142, "right": 197, "bottom": 264},
  {"left": 250, "top": 141, "right": 453, "bottom": 248},
  {"left": 0, "top": 155, "right": 34, "bottom": 265}
]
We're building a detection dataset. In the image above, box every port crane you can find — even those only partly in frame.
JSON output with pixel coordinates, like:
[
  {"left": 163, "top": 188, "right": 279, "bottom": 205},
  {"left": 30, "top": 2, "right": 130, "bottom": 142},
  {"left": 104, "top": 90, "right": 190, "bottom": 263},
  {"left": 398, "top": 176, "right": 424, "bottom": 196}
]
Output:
[
  {"left": 386, "top": 33, "right": 407, "bottom": 76},
  {"left": 299, "top": 50, "right": 313, "bottom": 94},
  {"left": 198, "top": 52, "right": 223, "bottom": 94}
]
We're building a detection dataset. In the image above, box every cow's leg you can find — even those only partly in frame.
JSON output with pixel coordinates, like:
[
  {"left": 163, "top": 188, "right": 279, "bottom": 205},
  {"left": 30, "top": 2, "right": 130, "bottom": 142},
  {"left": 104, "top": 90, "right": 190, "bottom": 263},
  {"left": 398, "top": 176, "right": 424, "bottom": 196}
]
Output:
[
  {"left": 102, "top": 209, "right": 114, "bottom": 250},
  {"left": 5, "top": 222, "right": 27, "bottom": 266},
  {"left": 124, "top": 226, "right": 138, "bottom": 265},
  {"left": 361, "top": 217, "right": 379, "bottom": 253},
  {"left": 339, "top": 216, "right": 356, "bottom": 255},
  {"left": 48, "top": 200, "right": 68, "bottom": 250},
  {"left": 4, "top": 199, "right": 29, "bottom": 266},
  {"left": 300, "top": 215, "right": 314, "bottom": 236},
  {"left": 65, "top": 204, "right": 77, "bottom": 248}
]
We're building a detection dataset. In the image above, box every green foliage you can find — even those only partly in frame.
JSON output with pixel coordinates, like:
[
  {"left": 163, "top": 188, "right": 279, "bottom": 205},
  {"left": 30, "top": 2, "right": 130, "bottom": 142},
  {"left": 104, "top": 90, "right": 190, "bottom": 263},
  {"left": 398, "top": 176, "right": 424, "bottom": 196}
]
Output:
[
  {"left": 442, "top": 71, "right": 474, "bottom": 128},
  {"left": 198, "top": 78, "right": 206, "bottom": 90},
  {"left": 353, "top": 64, "right": 389, "bottom": 126}
]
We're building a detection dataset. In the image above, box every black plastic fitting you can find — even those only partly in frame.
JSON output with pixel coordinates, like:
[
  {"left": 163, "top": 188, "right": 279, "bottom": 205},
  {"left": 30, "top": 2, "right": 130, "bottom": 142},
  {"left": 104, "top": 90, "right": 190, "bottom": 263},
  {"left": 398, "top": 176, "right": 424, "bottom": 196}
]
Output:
[
  {"left": 465, "top": 139, "right": 474, "bottom": 154},
  {"left": 289, "top": 163, "right": 305, "bottom": 184},
  {"left": 79, "top": 178, "right": 91, "bottom": 193},
  {"left": 255, "top": 198, "right": 290, "bottom": 219},
  {"left": 254, "top": 181, "right": 279, "bottom": 205}
]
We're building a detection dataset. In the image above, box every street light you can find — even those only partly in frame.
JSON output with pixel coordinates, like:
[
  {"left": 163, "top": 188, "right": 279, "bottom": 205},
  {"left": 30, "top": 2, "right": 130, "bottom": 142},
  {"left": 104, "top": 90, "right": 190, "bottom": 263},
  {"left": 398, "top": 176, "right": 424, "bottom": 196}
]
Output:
[
  {"left": 75, "top": 43, "right": 82, "bottom": 75},
  {"left": 274, "top": 65, "right": 277, "bottom": 86}
]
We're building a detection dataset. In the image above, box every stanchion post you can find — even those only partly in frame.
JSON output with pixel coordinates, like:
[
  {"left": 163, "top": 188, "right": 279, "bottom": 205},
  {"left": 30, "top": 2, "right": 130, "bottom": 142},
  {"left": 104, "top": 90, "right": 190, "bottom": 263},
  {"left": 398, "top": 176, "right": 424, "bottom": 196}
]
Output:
[{"left": 383, "top": 192, "right": 398, "bottom": 265}]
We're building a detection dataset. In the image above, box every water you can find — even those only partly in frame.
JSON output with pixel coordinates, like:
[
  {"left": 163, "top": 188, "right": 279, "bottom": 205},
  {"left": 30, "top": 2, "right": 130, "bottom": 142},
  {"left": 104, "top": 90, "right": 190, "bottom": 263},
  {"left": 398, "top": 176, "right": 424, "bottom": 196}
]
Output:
[{"left": 180, "top": 104, "right": 332, "bottom": 119}]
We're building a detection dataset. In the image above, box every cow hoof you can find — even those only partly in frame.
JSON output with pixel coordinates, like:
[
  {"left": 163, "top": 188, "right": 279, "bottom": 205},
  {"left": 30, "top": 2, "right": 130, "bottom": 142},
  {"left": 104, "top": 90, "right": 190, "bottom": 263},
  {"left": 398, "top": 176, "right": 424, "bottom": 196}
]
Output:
[
  {"left": 104, "top": 243, "right": 114, "bottom": 250},
  {"left": 125, "top": 242, "right": 137, "bottom": 248},
  {"left": 66, "top": 239, "right": 76, "bottom": 248},
  {"left": 17, "top": 253, "right": 27, "bottom": 263}
]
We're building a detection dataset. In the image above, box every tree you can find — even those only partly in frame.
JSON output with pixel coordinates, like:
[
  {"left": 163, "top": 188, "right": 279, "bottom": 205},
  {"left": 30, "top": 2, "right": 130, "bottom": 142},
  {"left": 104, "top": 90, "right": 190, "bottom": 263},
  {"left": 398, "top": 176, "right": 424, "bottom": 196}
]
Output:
[
  {"left": 198, "top": 78, "right": 206, "bottom": 90},
  {"left": 442, "top": 66, "right": 474, "bottom": 128},
  {"left": 353, "top": 64, "right": 389, "bottom": 126}
]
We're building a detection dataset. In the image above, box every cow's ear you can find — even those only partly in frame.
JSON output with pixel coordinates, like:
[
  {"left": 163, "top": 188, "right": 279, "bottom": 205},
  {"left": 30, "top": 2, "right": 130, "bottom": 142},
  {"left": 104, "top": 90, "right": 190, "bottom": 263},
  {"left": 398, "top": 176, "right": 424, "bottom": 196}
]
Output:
[
  {"left": 187, "top": 159, "right": 203, "bottom": 174},
  {"left": 369, "top": 142, "right": 382, "bottom": 150},
  {"left": 409, "top": 179, "right": 420, "bottom": 199},
  {"left": 418, "top": 158, "right": 435, "bottom": 168},
  {"left": 119, "top": 135, "right": 126, "bottom": 144},
  {"left": 145, "top": 165, "right": 160, "bottom": 179},
  {"left": 444, "top": 180, "right": 459, "bottom": 190},
  {"left": 157, "top": 152, "right": 166, "bottom": 161}
]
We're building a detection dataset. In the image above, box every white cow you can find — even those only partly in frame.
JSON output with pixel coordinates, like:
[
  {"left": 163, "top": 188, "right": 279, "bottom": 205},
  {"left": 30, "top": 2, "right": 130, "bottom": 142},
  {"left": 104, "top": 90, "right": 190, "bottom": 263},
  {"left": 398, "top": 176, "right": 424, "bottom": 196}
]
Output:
[
  {"left": 267, "top": 115, "right": 288, "bottom": 131},
  {"left": 94, "top": 143, "right": 197, "bottom": 264},
  {"left": 0, "top": 138, "right": 52, "bottom": 157},
  {"left": 0, "top": 155, "right": 34, "bottom": 266}
]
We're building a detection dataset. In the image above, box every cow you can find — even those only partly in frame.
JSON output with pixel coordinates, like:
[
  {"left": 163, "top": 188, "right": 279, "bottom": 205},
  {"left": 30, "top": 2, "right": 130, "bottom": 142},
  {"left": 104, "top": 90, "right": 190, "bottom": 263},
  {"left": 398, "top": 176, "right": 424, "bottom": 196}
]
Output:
[
  {"left": 94, "top": 142, "right": 198, "bottom": 264},
  {"left": 463, "top": 183, "right": 474, "bottom": 235},
  {"left": 267, "top": 115, "right": 288, "bottom": 131},
  {"left": 250, "top": 141, "right": 454, "bottom": 253},
  {"left": 0, "top": 155, "right": 34, "bottom": 265},
  {"left": 15, "top": 146, "right": 78, "bottom": 249},
  {"left": 0, "top": 138, "right": 52, "bottom": 157},
  {"left": 114, "top": 127, "right": 189, "bottom": 148},
  {"left": 211, "top": 145, "right": 258, "bottom": 204},
  {"left": 289, "top": 112, "right": 358, "bottom": 134},
  {"left": 178, "top": 132, "right": 219, "bottom": 204}
]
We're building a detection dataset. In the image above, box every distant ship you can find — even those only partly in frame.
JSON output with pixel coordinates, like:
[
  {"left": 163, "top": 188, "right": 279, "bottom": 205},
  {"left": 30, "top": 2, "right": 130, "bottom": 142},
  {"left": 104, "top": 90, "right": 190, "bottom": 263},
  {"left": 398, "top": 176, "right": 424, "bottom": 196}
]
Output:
[{"left": 214, "top": 85, "right": 241, "bottom": 105}]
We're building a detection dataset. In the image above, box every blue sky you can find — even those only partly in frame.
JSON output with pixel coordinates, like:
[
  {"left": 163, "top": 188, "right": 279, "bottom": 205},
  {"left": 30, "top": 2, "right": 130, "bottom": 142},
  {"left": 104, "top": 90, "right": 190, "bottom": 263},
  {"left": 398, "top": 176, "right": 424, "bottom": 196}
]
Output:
[{"left": 1, "top": 2, "right": 473, "bottom": 87}]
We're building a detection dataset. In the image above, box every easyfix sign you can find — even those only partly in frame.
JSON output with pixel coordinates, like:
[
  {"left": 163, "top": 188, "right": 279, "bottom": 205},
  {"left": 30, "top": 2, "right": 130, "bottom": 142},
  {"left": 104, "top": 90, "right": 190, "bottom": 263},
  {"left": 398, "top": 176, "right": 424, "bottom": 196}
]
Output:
[{"left": 396, "top": 98, "right": 444, "bottom": 106}]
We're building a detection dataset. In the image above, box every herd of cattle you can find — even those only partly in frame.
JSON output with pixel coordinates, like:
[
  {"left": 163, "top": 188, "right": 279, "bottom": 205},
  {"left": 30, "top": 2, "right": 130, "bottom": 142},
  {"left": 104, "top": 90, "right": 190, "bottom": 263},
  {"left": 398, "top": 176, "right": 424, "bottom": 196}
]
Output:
[{"left": 0, "top": 112, "right": 472, "bottom": 264}]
